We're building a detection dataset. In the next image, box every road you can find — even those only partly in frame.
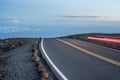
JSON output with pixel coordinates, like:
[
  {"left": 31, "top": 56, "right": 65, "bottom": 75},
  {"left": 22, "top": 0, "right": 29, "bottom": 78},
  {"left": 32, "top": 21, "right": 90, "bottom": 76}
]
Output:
[{"left": 40, "top": 38, "right": 120, "bottom": 80}]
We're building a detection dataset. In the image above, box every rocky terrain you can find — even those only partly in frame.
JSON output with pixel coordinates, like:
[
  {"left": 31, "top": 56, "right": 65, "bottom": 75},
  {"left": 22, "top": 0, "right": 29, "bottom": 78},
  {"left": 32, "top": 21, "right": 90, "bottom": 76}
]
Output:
[
  {"left": 0, "top": 38, "right": 40, "bottom": 80},
  {"left": 0, "top": 38, "right": 25, "bottom": 53},
  {"left": 0, "top": 38, "right": 56, "bottom": 80}
]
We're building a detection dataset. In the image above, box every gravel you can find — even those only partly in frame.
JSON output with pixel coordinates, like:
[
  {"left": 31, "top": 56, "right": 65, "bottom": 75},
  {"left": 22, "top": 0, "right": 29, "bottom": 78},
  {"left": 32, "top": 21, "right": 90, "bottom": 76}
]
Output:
[{"left": 4, "top": 39, "right": 39, "bottom": 80}]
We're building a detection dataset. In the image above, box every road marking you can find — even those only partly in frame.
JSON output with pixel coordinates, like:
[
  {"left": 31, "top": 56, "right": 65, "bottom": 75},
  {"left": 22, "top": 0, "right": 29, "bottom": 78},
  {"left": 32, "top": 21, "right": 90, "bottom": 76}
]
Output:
[
  {"left": 57, "top": 39, "right": 120, "bottom": 67},
  {"left": 67, "top": 38, "right": 120, "bottom": 53},
  {"left": 82, "top": 39, "right": 120, "bottom": 53},
  {"left": 41, "top": 38, "right": 68, "bottom": 80}
]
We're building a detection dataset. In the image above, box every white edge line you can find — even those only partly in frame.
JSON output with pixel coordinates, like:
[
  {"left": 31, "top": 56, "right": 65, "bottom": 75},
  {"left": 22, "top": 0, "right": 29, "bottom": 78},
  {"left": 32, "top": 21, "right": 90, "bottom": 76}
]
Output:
[{"left": 40, "top": 38, "right": 68, "bottom": 80}]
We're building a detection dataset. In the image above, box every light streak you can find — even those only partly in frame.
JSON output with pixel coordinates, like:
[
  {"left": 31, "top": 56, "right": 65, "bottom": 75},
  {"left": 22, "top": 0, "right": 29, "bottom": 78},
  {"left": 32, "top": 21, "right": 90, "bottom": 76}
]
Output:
[{"left": 88, "top": 37, "right": 120, "bottom": 43}]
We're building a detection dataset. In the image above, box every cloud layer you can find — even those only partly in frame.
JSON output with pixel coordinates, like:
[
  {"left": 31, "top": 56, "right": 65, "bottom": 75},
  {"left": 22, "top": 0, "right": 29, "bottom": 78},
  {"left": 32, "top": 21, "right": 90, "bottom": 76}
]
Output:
[
  {"left": 59, "top": 15, "right": 100, "bottom": 18},
  {"left": 0, "top": 17, "right": 19, "bottom": 24}
]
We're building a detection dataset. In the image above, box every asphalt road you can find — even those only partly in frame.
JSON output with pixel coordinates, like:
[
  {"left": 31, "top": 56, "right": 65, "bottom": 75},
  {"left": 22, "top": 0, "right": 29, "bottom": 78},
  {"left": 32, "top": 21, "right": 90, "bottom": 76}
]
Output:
[{"left": 41, "top": 38, "right": 120, "bottom": 80}]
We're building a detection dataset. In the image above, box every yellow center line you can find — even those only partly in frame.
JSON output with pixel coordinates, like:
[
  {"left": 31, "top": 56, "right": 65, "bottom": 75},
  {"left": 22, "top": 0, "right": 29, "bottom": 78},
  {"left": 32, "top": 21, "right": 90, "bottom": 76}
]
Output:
[{"left": 57, "top": 39, "right": 120, "bottom": 67}]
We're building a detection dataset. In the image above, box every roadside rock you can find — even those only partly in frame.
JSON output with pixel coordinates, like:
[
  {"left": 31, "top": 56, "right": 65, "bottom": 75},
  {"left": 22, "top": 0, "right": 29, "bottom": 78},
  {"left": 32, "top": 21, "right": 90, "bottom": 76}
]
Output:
[{"left": 0, "top": 38, "right": 26, "bottom": 53}]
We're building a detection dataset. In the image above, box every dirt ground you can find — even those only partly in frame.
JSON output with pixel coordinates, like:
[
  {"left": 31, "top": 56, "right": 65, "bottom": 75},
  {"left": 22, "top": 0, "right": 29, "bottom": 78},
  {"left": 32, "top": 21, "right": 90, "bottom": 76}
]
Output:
[{"left": 0, "top": 38, "right": 40, "bottom": 80}]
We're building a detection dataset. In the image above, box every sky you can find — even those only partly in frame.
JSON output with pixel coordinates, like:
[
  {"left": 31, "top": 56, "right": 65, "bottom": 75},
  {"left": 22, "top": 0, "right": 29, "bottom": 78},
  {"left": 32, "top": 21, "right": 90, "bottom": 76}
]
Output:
[{"left": 0, "top": 0, "right": 120, "bottom": 26}]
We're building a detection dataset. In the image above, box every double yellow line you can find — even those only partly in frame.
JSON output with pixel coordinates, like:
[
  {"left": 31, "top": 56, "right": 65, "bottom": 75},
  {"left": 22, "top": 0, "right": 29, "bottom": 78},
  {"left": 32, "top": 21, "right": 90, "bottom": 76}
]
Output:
[{"left": 57, "top": 39, "right": 120, "bottom": 67}]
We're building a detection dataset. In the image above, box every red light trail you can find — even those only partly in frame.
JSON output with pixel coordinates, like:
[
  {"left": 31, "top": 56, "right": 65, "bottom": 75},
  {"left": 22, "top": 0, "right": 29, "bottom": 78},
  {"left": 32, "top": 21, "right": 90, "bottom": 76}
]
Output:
[{"left": 88, "top": 37, "right": 120, "bottom": 43}]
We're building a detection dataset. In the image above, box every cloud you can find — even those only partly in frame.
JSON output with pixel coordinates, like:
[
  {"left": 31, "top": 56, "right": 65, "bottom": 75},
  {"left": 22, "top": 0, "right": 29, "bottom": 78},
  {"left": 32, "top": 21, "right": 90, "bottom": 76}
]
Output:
[
  {"left": 12, "top": 19, "right": 19, "bottom": 23},
  {"left": 59, "top": 15, "right": 100, "bottom": 18},
  {"left": 0, "top": 16, "right": 20, "bottom": 24}
]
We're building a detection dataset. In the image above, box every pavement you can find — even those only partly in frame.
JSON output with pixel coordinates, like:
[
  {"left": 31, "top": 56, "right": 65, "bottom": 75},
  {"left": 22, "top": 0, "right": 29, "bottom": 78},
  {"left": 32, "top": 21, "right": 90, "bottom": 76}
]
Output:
[{"left": 40, "top": 38, "right": 120, "bottom": 80}]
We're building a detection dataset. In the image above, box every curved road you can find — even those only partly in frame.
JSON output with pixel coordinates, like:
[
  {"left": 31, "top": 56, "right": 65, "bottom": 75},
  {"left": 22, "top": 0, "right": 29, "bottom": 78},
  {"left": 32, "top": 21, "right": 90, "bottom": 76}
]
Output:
[{"left": 40, "top": 38, "right": 120, "bottom": 80}]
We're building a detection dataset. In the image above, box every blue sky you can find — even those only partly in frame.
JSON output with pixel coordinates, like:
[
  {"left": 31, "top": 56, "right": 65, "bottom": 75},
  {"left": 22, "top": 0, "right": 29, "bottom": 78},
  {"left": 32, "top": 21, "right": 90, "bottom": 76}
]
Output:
[{"left": 0, "top": 0, "right": 120, "bottom": 25}]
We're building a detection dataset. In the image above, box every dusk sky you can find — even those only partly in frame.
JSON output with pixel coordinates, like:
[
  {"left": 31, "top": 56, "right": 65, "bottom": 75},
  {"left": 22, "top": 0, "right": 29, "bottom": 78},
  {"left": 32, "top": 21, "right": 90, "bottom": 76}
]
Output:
[{"left": 0, "top": 0, "right": 120, "bottom": 25}]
